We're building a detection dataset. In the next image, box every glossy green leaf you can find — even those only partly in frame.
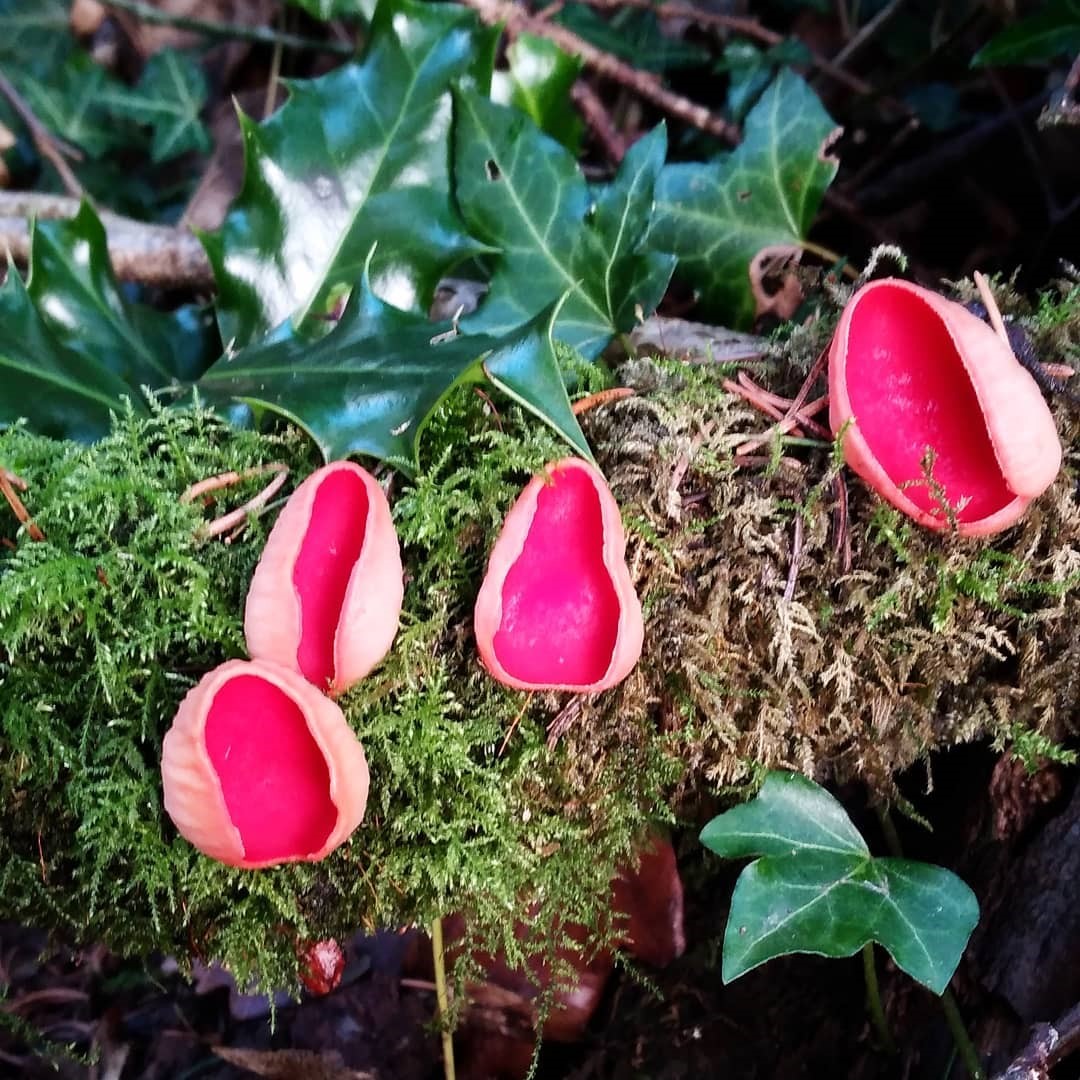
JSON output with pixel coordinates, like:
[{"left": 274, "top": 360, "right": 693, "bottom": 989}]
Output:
[
  {"left": 28, "top": 203, "right": 216, "bottom": 388},
  {"left": 701, "top": 772, "right": 980, "bottom": 995},
  {"left": 653, "top": 69, "right": 839, "bottom": 328},
  {"left": 490, "top": 33, "right": 583, "bottom": 153},
  {"left": 454, "top": 90, "right": 675, "bottom": 356},
  {"left": 556, "top": 3, "right": 710, "bottom": 72},
  {"left": 972, "top": 0, "right": 1080, "bottom": 65},
  {"left": 483, "top": 293, "right": 593, "bottom": 462},
  {"left": 99, "top": 50, "right": 211, "bottom": 163},
  {"left": 0, "top": 269, "right": 142, "bottom": 443},
  {"left": 198, "top": 276, "right": 589, "bottom": 471},
  {"left": 700, "top": 771, "right": 868, "bottom": 860},
  {"left": 204, "top": 0, "right": 492, "bottom": 347}
]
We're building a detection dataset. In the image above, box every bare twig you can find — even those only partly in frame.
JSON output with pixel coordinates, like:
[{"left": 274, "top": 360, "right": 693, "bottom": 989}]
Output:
[
  {"left": 101, "top": 0, "right": 354, "bottom": 54},
  {"left": 577, "top": 0, "right": 875, "bottom": 96},
  {"left": 181, "top": 464, "right": 289, "bottom": 541},
  {"left": 547, "top": 697, "right": 584, "bottom": 748},
  {"left": 996, "top": 1003, "right": 1080, "bottom": 1079},
  {"left": 571, "top": 387, "right": 635, "bottom": 415},
  {"left": 0, "top": 191, "right": 213, "bottom": 290},
  {"left": 0, "top": 468, "right": 45, "bottom": 542},
  {"left": 830, "top": 0, "right": 906, "bottom": 68},
  {"left": 0, "top": 73, "right": 84, "bottom": 197},
  {"left": 832, "top": 473, "right": 851, "bottom": 573},
  {"left": 459, "top": 0, "right": 740, "bottom": 143},
  {"left": 570, "top": 80, "right": 629, "bottom": 163}
]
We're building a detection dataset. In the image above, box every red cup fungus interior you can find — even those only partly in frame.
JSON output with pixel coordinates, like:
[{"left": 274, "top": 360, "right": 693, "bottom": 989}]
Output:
[
  {"left": 492, "top": 467, "right": 620, "bottom": 685},
  {"left": 846, "top": 286, "right": 1013, "bottom": 522},
  {"left": 292, "top": 469, "right": 370, "bottom": 687},
  {"left": 204, "top": 675, "right": 336, "bottom": 862}
]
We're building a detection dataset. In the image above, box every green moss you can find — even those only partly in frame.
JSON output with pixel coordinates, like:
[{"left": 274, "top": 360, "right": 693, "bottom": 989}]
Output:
[{"left": 2, "top": 291, "right": 1078, "bottom": 990}]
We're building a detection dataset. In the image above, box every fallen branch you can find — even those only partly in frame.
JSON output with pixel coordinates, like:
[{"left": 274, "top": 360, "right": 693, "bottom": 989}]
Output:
[
  {"left": 459, "top": 0, "right": 740, "bottom": 144},
  {"left": 996, "top": 1002, "right": 1080, "bottom": 1079},
  {"left": 0, "top": 191, "right": 213, "bottom": 291}
]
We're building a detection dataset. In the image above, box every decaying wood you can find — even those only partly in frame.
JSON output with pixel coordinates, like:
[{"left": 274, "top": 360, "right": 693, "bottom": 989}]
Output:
[{"left": 0, "top": 191, "right": 213, "bottom": 291}]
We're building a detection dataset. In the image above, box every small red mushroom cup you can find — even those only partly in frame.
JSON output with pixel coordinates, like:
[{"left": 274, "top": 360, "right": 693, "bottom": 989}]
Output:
[
  {"left": 829, "top": 278, "right": 1062, "bottom": 537},
  {"left": 244, "top": 461, "right": 403, "bottom": 695},
  {"left": 161, "top": 658, "right": 369, "bottom": 869},
  {"left": 474, "top": 458, "right": 644, "bottom": 693}
]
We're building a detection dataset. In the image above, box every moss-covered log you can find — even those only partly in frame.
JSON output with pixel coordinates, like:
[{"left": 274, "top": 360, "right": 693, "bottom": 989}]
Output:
[{"left": 1, "top": 278, "right": 1077, "bottom": 992}]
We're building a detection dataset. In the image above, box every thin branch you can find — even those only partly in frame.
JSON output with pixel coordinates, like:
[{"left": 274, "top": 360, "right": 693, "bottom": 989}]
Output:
[
  {"left": 459, "top": 0, "right": 740, "bottom": 144},
  {"left": 576, "top": 0, "right": 875, "bottom": 96},
  {"left": 101, "top": 0, "right": 355, "bottom": 54},
  {"left": 0, "top": 73, "right": 84, "bottom": 198},
  {"left": 0, "top": 468, "right": 45, "bottom": 542},
  {"left": 570, "top": 80, "right": 629, "bottom": 163},
  {"left": 0, "top": 190, "right": 213, "bottom": 290}
]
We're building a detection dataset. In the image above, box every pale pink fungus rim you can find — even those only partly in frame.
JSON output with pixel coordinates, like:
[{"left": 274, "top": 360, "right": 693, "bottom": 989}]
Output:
[
  {"left": 244, "top": 460, "right": 403, "bottom": 695},
  {"left": 829, "top": 278, "right": 1062, "bottom": 537},
  {"left": 161, "top": 658, "right": 369, "bottom": 870},
  {"left": 474, "top": 457, "right": 644, "bottom": 693}
]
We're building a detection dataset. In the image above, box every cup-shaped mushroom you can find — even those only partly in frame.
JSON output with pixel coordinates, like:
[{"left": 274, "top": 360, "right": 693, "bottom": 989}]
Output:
[
  {"left": 161, "top": 658, "right": 369, "bottom": 869},
  {"left": 245, "top": 461, "right": 403, "bottom": 695},
  {"left": 829, "top": 278, "right": 1062, "bottom": 537},
  {"left": 474, "top": 458, "right": 644, "bottom": 692}
]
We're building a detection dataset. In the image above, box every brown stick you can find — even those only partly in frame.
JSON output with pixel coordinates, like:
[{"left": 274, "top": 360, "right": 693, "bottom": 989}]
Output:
[
  {"left": 571, "top": 387, "right": 635, "bottom": 414},
  {"left": 0, "top": 468, "right": 45, "bottom": 541},
  {"left": 570, "top": 80, "right": 629, "bottom": 163},
  {"left": 181, "top": 464, "right": 289, "bottom": 541},
  {"left": 575, "top": 0, "right": 875, "bottom": 96},
  {"left": 0, "top": 191, "right": 213, "bottom": 291},
  {"left": 783, "top": 514, "right": 803, "bottom": 602},
  {"left": 459, "top": 0, "right": 740, "bottom": 144},
  {"left": 0, "top": 74, "right": 84, "bottom": 198}
]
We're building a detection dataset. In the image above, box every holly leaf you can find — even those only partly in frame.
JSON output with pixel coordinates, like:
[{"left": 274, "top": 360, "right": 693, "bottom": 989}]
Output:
[
  {"left": 454, "top": 89, "right": 674, "bottom": 357},
  {"left": 971, "top": 0, "right": 1080, "bottom": 65},
  {"left": 701, "top": 773, "right": 979, "bottom": 995},
  {"left": 197, "top": 275, "right": 589, "bottom": 472},
  {"left": 653, "top": 69, "right": 840, "bottom": 328},
  {"left": 490, "top": 33, "right": 583, "bottom": 153},
  {"left": 27, "top": 203, "right": 217, "bottom": 388},
  {"left": 203, "top": 0, "right": 492, "bottom": 347},
  {"left": 99, "top": 50, "right": 211, "bottom": 163},
  {"left": 0, "top": 269, "right": 142, "bottom": 443}
]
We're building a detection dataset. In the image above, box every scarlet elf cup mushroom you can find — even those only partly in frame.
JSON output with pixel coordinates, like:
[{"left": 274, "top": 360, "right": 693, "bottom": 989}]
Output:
[
  {"left": 161, "top": 659, "right": 369, "bottom": 869},
  {"left": 474, "top": 458, "right": 644, "bottom": 692},
  {"left": 829, "top": 279, "right": 1062, "bottom": 537},
  {"left": 245, "top": 461, "right": 403, "bottom": 695}
]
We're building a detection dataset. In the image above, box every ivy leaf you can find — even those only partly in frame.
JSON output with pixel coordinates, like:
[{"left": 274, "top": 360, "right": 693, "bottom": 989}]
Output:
[
  {"left": 27, "top": 203, "right": 216, "bottom": 388},
  {"left": 653, "top": 69, "right": 840, "bottom": 328},
  {"left": 99, "top": 51, "right": 211, "bottom": 163},
  {"left": 15, "top": 52, "right": 129, "bottom": 159},
  {"left": 204, "top": 0, "right": 492, "bottom": 347},
  {"left": 198, "top": 276, "right": 589, "bottom": 471},
  {"left": 971, "top": 0, "right": 1080, "bottom": 65},
  {"left": 0, "top": 270, "right": 142, "bottom": 443},
  {"left": 0, "top": 0, "right": 71, "bottom": 81},
  {"left": 490, "top": 33, "right": 583, "bottom": 153},
  {"left": 454, "top": 89, "right": 674, "bottom": 357},
  {"left": 556, "top": 3, "right": 710, "bottom": 72},
  {"left": 701, "top": 773, "right": 979, "bottom": 995}
]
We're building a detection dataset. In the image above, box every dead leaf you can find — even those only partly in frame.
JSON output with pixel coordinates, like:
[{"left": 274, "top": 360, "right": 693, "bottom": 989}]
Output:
[
  {"left": 214, "top": 1046, "right": 375, "bottom": 1080},
  {"left": 630, "top": 314, "right": 765, "bottom": 364},
  {"left": 749, "top": 244, "right": 804, "bottom": 321}
]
